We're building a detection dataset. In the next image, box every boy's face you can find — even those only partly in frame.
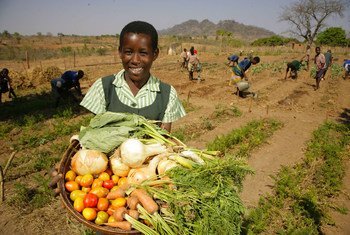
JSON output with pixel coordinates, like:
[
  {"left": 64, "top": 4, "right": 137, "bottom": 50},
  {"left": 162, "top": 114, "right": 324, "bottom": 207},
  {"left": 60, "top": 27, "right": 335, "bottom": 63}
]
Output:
[
  {"left": 315, "top": 47, "right": 320, "bottom": 54},
  {"left": 119, "top": 32, "right": 158, "bottom": 83}
]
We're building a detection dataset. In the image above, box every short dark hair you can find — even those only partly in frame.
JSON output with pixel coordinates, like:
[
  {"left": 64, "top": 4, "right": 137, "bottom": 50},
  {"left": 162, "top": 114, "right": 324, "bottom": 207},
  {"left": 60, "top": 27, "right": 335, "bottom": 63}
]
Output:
[
  {"left": 119, "top": 21, "right": 158, "bottom": 52},
  {"left": 253, "top": 57, "right": 260, "bottom": 63},
  {"left": 1, "top": 68, "right": 9, "bottom": 76},
  {"left": 77, "top": 70, "right": 84, "bottom": 78}
]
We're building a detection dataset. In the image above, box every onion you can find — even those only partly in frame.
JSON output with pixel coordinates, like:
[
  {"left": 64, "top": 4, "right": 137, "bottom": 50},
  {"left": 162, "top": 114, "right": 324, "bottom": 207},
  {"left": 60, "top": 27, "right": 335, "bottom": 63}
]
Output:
[
  {"left": 157, "top": 158, "right": 178, "bottom": 175},
  {"left": 110, "top": 147, "right": 130, "bottom": 177},
  {"left": 127, "top": 156, "right": 162, "bottom": 185},
  {"left": 120, "top": 138, "right": 167, "bottom": 168},
  {"left": 71, "top": 149, "right": 108, "bottom": 175}
]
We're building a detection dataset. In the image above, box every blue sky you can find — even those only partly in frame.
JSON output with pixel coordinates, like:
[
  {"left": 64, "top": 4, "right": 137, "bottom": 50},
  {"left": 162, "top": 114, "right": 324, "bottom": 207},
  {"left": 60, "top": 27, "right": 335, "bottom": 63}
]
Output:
[{"left": 0, "top": 0, "right": 349, "bottom": 36}]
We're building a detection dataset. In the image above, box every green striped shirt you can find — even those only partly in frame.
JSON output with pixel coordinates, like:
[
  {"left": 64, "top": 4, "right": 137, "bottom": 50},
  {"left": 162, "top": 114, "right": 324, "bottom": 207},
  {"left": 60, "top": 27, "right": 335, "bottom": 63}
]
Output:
[{"left": 80, "top": 70, "right": 186, "bottom": 123}]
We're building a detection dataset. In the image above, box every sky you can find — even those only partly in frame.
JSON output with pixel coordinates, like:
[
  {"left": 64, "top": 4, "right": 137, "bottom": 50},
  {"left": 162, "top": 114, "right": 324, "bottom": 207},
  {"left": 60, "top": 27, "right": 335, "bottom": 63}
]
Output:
[{"left": 0, "top": 0, "right": 349, "bottom": 36}]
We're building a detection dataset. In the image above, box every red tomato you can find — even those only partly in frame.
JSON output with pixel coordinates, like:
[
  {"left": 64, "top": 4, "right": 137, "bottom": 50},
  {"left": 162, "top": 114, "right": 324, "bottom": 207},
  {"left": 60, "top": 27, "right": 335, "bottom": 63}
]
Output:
[
  {"left": 102, "top": 180, "right": 115, "bottom": 190},
  {"left": 83, "top": 193, "right": 98, "bottom": 208}
]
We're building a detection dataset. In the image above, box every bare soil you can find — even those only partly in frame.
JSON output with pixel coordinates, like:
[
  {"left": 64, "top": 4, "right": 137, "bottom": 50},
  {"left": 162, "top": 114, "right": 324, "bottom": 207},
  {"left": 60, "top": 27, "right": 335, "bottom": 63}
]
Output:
[{"left": 0, "top": 50, "right": 349, "bottom": 234}]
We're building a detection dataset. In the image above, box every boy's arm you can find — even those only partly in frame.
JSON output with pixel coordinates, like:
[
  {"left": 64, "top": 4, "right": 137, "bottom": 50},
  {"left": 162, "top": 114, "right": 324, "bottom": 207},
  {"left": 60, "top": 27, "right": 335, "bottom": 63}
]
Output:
[
  {"left": 241, "top": 70, "right": 247, "bottom": 80},
  {"left": 74, "top": 81, "right": 82, "bottom": 96}
]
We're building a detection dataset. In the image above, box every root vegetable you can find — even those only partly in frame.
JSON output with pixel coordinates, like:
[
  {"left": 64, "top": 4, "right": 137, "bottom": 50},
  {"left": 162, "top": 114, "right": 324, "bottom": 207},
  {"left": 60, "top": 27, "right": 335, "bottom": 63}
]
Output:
[
  {"left": 127, "top": 196, "right": 140, "bottom": 210},
  {"left": 106, "top": 188, "right": 126, "bottom": 200},
  {"left": 120, "top": 138, "right": 167, "bottom": 168},
  {"left": 127, "top": 156, "right": 161, "bottom": 185},
  {"left": 127, "top": 209, "right": 139, "bottom": 220},
  {"left": 103, "top": 221, "right": 132, "bottom": 231},
  {"left": 181, "top": 150, "right": 205, "bottom": 165},
  {"left": 71, "top": 149, "right": 108, "bottom": 175},
  {"left": 157, "top": 158, "right": 178, "bottom": 175},
  {"left": 110, "top": 148, "right": 130, "bottom": 177},
  {"left": 113, "top": 207, "right": 127, "bottom": 222},
  {"left": 130, "top": 189, "right": 159, "bottom": 214}
]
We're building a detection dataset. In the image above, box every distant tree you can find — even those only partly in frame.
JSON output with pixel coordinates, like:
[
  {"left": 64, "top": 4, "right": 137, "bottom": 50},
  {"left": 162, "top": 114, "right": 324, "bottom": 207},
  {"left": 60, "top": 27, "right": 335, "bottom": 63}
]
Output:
[
  {"left": 316, "top": 27, "right": 348, "bottom": 46},
  {"left": 279, "top": 0, "right": 346, "bottom": 48},
  {"left": 37, "top": 32, "right": 42, "bottom": 37},
  {"left": 2, "top": 30, "right": 11, "bottom": 38},
  {"left": 216, "top": 29, "right": 233, "bottom": 52},
  {"left": 13, "top": 32, "right": 21, "bottom": 44}
]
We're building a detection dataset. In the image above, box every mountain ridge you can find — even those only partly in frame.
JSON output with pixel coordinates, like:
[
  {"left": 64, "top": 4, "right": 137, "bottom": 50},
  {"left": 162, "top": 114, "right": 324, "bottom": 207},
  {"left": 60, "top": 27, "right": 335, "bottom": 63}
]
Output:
[{"left": 159, "top": 19, "right": 275, "bottom": 40}]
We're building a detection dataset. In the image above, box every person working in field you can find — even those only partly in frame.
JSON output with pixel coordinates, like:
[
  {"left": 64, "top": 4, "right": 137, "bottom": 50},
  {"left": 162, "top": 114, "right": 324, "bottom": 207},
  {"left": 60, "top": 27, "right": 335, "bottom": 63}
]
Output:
[
  {"left": 187, "top": 46, "right": 201, "bottom": 81},
  {"left": 227, "top": 55, "right": 260, "bottom": 98},
  {"left": 51, "top": 70, "right": 84, "bottom": 107},
  {"left": 302, "top": 45, "right": 311, "bottom": 71},
  {"left": 343, "top": 59, "right": 350, "bottom": 80},
  {"left": 314, "top": 46, "right": 326, "bottom": 91},
  {"left": 80, "top": 21, "right": 186, "bottom": 132},
  {"left": 0, "top": 68, "right": 17, "bottom": 104},
  {"left": 284, "top": 59, "right": 304, "bottom": 80},
  {"left": 322, "top": 49, "right": 333, "bottom": 80},
  {"left": 180, "top": 48, "right": 188, "bottom": 70}
]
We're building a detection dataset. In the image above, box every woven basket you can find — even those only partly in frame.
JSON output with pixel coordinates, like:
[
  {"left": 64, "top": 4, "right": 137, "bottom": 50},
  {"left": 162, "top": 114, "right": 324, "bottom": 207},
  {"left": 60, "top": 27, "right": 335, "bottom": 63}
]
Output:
[{"left": 57, "top": 140, "right": 141, "bottom": 235}]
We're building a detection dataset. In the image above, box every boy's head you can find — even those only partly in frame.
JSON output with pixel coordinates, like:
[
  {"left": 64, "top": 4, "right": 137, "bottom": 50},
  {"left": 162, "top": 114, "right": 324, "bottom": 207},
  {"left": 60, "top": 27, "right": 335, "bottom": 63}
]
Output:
[
  {"left": 315, "top": 46, "right": 321, "bottom": 54},
  {"left": 190, "top": 46, "right": 195, "bottom": 55},
  {"left": 252, "top": 56, "right": 260, "bottom": 65},
  {"left": 118, "top": 21, "right": 159, "bottom": 84},
  {"left": 1, "top": 68, "right": 9, "bottom": 77},
  {"left": 77, "top": 70, "right": 84, "bottom": 79},
  {"left": 119, "top": 21, "right": 158, "bottom": 52}
]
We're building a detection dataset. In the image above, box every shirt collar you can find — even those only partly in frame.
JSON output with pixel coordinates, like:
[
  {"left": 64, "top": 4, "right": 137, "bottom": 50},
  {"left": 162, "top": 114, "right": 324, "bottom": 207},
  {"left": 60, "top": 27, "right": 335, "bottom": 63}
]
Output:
[{"left": 112, "top": 69, "right": 160, "bottom": 92}]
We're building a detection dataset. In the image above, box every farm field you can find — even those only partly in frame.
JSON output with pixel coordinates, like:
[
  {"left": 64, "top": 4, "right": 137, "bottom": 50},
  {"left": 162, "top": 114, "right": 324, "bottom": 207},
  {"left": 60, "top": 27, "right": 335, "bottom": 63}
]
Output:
[{"left": 0, "top": 38, "right": 349, "bottom": 234}]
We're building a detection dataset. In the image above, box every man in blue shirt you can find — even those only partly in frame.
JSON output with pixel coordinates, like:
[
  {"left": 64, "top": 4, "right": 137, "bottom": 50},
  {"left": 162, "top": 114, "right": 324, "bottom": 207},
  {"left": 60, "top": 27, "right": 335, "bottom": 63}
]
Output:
[
  {"left": 232, "top": 56, "right": 260, "bottom": 79},
  {"left": 228, "top": 56, "right": 260, "bottom": 98},
  {"left": 51, "top": 70, "right": 84, "bottom": 107}
]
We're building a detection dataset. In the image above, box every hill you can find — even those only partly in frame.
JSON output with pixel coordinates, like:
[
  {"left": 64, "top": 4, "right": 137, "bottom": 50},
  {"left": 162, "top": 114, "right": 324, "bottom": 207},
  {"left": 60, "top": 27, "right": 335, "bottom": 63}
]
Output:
[{"left": 158, "top": 19, "right": 275, "bottom": 40}]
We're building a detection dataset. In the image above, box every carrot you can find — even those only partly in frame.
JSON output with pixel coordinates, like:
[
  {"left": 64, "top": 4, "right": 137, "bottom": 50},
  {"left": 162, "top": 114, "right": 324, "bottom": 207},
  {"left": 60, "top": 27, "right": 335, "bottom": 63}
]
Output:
[
  {"left": 127, "top": 209, "right": 139, "bottom": 220},
  {"left": 103, "top": 221, "right": 132, "bottom": 231},
  {"left": 106, "top": 207, "right": 115, "bottom": 216},
  {"left": 126, "top": 196, "right": 140, "bottom": 210},
  {"left": 130, "top": 189, "right": 159, "bottom": 214},
  {"left": 113, "top": 207, "right": 127, "bottom": 222},
  {"left": 106, "top": 188, "right": 126, "bottom": 200}
]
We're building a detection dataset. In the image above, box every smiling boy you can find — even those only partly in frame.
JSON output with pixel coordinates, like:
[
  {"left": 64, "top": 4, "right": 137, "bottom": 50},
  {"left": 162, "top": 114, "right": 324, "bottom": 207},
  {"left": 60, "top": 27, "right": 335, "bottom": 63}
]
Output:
[{"left": 80, "top": 21, "right": 186, "bottom": 132}]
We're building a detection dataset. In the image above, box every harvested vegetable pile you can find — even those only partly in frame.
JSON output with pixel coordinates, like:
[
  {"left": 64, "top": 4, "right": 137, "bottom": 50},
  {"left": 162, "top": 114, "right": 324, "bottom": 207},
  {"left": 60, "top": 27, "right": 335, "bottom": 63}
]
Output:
[{"left": 60, "top": 112, "right": 253, "bottom": 235}]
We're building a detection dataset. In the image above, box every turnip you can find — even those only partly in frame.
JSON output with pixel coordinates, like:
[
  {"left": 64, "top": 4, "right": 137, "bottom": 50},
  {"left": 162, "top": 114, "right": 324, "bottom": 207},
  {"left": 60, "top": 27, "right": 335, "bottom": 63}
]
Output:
[{"left": 120, "top": 138, "right": 167, "bottom": 168}]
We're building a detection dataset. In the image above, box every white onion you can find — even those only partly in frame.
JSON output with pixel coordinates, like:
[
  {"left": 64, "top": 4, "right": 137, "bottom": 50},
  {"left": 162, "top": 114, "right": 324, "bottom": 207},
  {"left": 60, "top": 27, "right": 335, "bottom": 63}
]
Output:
[
  {"left": 110, "top": 155, "right": 130, "bottom": 177},
  {"left": 120, "top": 138, "right": 167, "bottom": 168},
  {"left": 71, "top": 149, "right": 108, "bottom": 175},
  {"left": 157, "top": 158, "right": 178, "bottom": 175}
]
